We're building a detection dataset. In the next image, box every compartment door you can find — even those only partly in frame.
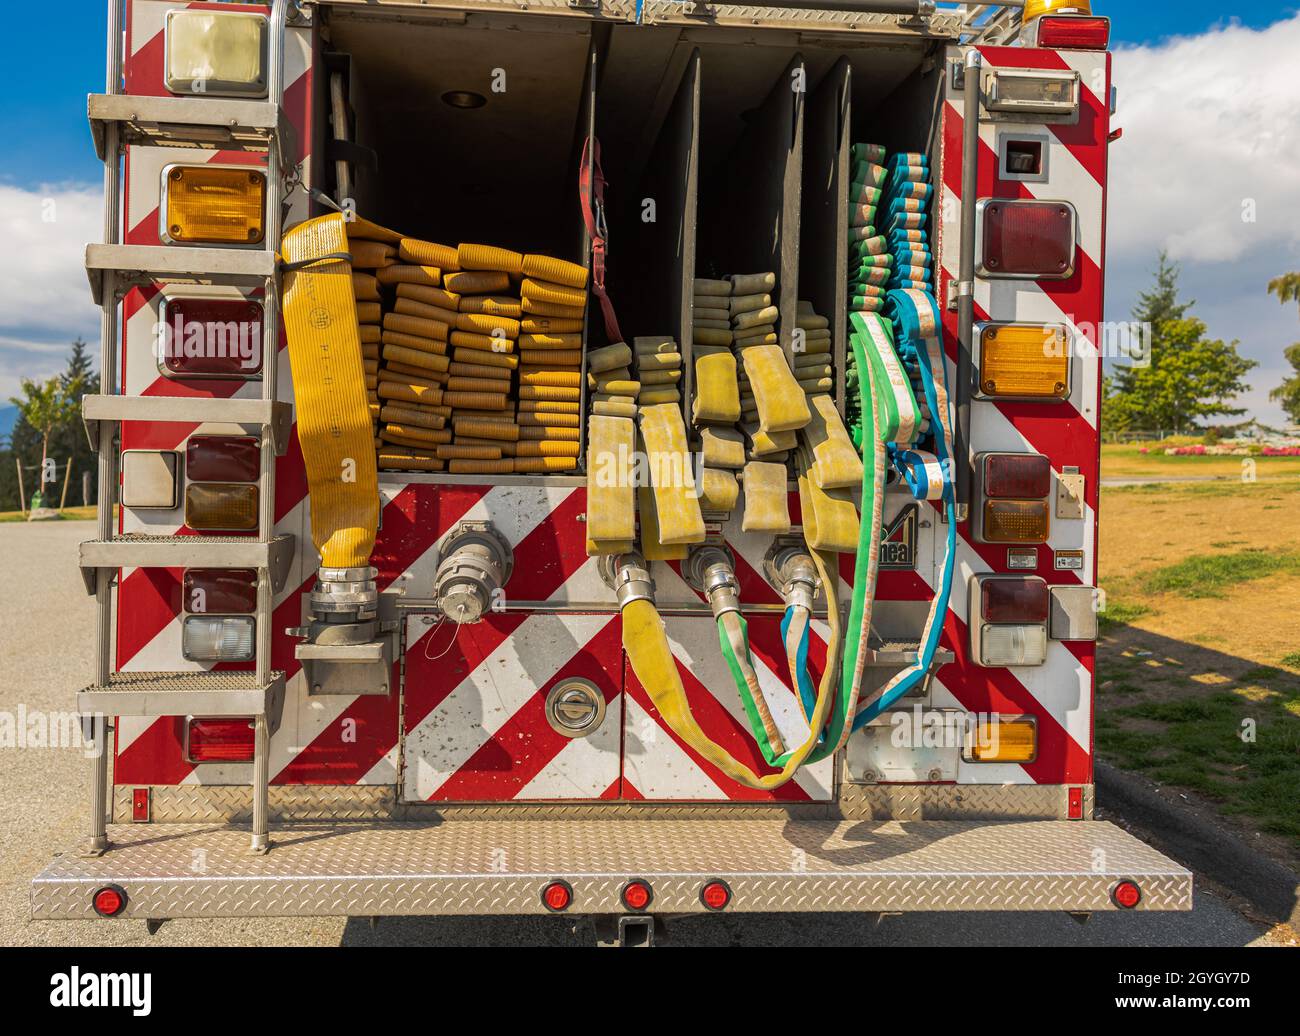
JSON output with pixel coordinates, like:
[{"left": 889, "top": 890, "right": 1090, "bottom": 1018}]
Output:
[{"left": 401, "top": 612, "right": 624, "bottom": 802}]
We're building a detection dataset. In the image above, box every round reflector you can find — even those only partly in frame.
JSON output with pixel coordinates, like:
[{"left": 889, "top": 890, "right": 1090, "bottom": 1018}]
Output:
[
  {"left": 92, "top": 885, "right": 127, "bottom": 917},
  {"left": 700, "top": 880, "right": 732, "bottom": 911},
  {"left": 1112, "top": 880, "right": 1141, "bottom": 909},
  {"left": 620, "top": 879, "right": 653, "bottom": 912},
  {"left": 541, "top": 880, "right": 572, "bottom": 912}
]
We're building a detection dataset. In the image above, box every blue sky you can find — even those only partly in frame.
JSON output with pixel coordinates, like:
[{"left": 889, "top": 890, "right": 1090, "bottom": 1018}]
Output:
[
  {"left": 3, "top": 3, "right": 1294, "bottom": 191},
  {"left": 2, "top": 2, "right": 1299, "bottom": 423}
]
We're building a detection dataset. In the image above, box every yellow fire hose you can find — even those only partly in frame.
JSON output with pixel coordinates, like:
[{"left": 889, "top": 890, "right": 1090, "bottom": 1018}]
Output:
[{"left": 281, "top": 213, "right": 380, "bottom": 568}]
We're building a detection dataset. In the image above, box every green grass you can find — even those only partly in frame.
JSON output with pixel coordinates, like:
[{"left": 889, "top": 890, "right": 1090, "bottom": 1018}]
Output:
[
  {"left": 1138, "top": 549, "right": 1300, "bottom": 599},
  {"left": 1281, "top": 652, "right": 1300, "bottom": 670},
  {"left": 1097, "top": 599, "right": 1153, "bottom": 633},
  {"left": 1098, "top": 689, "right": 1300, "bottom": 848},
  {"left": 0, "top": 506, "right": 96, "bottom": 523}
]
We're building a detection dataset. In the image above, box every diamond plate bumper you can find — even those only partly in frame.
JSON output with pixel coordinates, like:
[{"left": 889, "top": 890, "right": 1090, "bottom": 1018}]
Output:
[{"left": 31, "top": 819, "right": 1190, "bottom": 918}]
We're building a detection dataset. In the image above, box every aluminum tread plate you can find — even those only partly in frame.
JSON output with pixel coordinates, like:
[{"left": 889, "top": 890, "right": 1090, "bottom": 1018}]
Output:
[
  {"left": 31, "top": 820, "right": 1191, "bottom": 918},
  {"left": 77, "top": 671, "right": 286, "bottom": 718}
]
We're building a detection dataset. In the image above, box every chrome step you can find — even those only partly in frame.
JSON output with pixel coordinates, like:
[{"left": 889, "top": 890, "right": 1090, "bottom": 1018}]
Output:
[
  {"left": 77, "top": 671, "right": 285, "bottom": 725},
  {"left": 85, "top": 244, "right": 276, "bottom": 305},
  {"left": 82, "top": 395, "right": 293, "bottom": 455},
  {"left": 88, "top": 94, "right": 294, "bottom": 160},
  {"left": 30, "top": 818, "right": 1192, "bottom": 920},
  {"left": 78, "top": 534, "right": 295, "bottom": 595}
]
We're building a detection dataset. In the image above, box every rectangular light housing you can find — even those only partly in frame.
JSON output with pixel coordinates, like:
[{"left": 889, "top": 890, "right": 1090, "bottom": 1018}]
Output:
[
  {"left": 165, "top": 9, "right": 268, "bottom": 97},
  {"left": 964, "top": 716, "right": 1038, "bottom": 763},
  {"left": 1036, "top": 15, "right": 1111, "bottom": 51},
  {"left": 159, "top": 296, "right": 264, "bottom": 379},
  {"left": 983, "top": 453, "right": 1053, "bottom": 500},
  {"left": 981, "top": 577, "right": 1050, "bottom": 624},
  {"left": 120, "top": 450, "right": 179, "bottom": 510},
  {"left": 163, "top": 165, "right": 266, "bottom": 245},
  {"left": 977, "top": 199, "right": 1077, "bottom": 280},
  {"left": 986, "top": 69, "right": 1080, "bottom": 115},
  {"left": 185, "top": 718, "right": 255, "bottom": 763},
  {"left": 183, "top": 569, "right": 258, "bottom": 615},
  {"left": 977, "top": 322, "right": 1070, "bottom": 400},
  {"left": 187, "top": 436, "right": 261, "bottom": 483},
  {"left": 185, "top": 483, "right": 258, "bottom": 532},
  {"left": 181, "top": 615, "right": 255, "bottom": 663},
  {"left": 977, "top": 624, "right": 1049, "bottom": 667},
  {"left": 982, "top": 500, "right": 1052, "bottom": 543}
]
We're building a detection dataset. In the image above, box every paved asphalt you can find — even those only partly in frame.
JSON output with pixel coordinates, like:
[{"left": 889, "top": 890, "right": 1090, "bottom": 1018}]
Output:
[{"left": 0, "top": 521, "right": 1290, "bottom": 948}]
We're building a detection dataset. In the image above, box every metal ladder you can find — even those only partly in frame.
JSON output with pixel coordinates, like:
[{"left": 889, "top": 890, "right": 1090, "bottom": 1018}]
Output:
[{"left": 79, "top": 0, "right": 297, "bottom": 855}]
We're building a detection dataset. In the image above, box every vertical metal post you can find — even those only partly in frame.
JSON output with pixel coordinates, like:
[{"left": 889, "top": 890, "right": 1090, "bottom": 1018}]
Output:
[
  {"left": 250, "top": 0, "right": 290, "bottom": 854},
  {"left": 954, "top": 48, "right": 982, "bottom": 519},
  {"left": 86, "top": 0, "right": 125, "bottom": 857}
]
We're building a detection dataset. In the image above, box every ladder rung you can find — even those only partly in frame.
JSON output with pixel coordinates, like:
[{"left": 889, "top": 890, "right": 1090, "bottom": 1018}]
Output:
[
  {"left": 86, "top": 244, "right": 276, "bottom": 306},
  {"left": 88, "top": 94, "right": 293, "bottom": 160},
  {"left": 77, "top": 671, "right": 285, "bottom": 723},
  {"left": 82, "top": 395, "right": 293, "bottom": 455},
  {"left": 78, "top": 534, "right": 295, "bottom": 595}
]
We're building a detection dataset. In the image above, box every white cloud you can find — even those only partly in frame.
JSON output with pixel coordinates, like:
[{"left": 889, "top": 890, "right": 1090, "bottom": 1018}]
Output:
[
  {"left": 0, "top": 182, "right": 102, "bottom": 400},
  {"left": 1110, "top": 16, "right": 1300, "bottom": 263},
  {"left": 1107, "top": 15, "right": 1300, "bottom": 426}
]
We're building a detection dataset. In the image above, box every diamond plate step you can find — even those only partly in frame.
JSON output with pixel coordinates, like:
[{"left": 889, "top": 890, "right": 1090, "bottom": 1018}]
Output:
[
  {"left": 77, "top": 670, "right": 285, "bottom": 721},
  {"left": 31, "top": 818, "right": 1191, "bottom": 919},
  {"left": 78, "top": 534, "right": 295, "bottom": 595}
]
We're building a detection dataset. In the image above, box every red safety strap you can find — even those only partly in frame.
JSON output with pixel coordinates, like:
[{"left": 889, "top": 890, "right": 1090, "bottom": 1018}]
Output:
[{"left": 580, "top": 136, "right": 625, "bottom": 345}]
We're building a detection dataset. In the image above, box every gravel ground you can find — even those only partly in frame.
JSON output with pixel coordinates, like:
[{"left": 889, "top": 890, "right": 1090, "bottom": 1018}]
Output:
[{"left": 0, "top": 521, "right": 1289, "bottom": 948}]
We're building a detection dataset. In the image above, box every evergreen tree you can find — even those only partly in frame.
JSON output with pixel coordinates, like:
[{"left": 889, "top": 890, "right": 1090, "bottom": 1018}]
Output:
[{"left": 1107, "top": 254, "right": 1256, "bottom": 434}]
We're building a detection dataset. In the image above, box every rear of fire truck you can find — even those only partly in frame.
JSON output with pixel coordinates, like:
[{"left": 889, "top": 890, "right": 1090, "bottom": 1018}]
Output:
[{"left": 32, "top": 0, "right": 1192, "bottom": 933}]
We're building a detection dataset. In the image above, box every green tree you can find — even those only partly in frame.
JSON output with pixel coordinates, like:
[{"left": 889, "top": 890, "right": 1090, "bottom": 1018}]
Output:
[
  {"left": 1268, "top": 274, "right": 1300, "bottom": 426},
  {"left": 1108, "top": 255, "right": 1256, "bottom": 434},
  {"left": 9, "top": 375, "right": 82, "bottom": 509},
  {"left": 1271, "top": 343, "right": 1300, "bottom": 425},
  {"left": 1267, "top": 272, "right": 1300, "bottom": 313},
  {"left": 52, "top": 338, "right": 99, "bottom": 505}
]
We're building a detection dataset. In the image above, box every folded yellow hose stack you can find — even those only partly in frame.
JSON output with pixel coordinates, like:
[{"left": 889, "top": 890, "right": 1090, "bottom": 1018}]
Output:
[
  {"left": 792, "top": 300, "right": 861, "bottom": 551},
  {"left": 689, "top": 278, "right": 742, "bottom": 518},
  {"left": 344, "top": 222, "right": 588, "bottom": 474}
]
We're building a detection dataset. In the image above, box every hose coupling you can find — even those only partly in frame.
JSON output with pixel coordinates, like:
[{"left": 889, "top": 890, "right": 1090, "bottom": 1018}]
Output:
[
  {"left": 765, "top": 544, "right": 820, "bottom": 614},
  {"left": 602, "top": 552, "right": 655, "bottom": 609},
  {"left": 432, "top": 522, "right": 514, "bottom": 624},
  {"left": 686, "top": 545, "right": 741, "bottom": 620},
  {"left": 310, "top": 566, "right": 379, "bottom": 624}
]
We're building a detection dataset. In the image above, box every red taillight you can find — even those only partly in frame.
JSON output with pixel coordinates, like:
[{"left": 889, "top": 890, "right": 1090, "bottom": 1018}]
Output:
[
  {"left": 621, "top": 879, "right": 653, "bottom": 911},
  {"left": 1037, "top": 15, "right": 1111, "bottom": 50},
  {"left": 160, "top": 296, "right": 264, "bottom": 378},
  {"left": 187, "top": 436, "right": 260, "bottom": 482},
  {"left": 132, "top": 787, "right": 150, "bottom": 823},
  {"left": 983, "top": 454, "right": 1052, "bottom": 499},
  {"left": 1112, "top": 880, "right": 1142, "bottom": 909},
  {"left": 1068, "top": 786, "right": 1084, "bottom": 820},
  {"left": 92, "top": 885, "right": 127, "bottom": 917},
  {"left": 700, "top": 880, "right": 732, "bottom": 911},
  {"left": 186, "top": 718, "right": 255, "bottom": 763},
  {"left": 183, "top": 568, "right": 258, "bottom": 614},
  {"left": 981, "top": 578, "right": 1050, "bottom": 623},
  {"left": 980, "top": 200, "right": 1076, "bottom": 279},
  {"left": 541, "top": 880, "right": 572, "bottom": 912}
]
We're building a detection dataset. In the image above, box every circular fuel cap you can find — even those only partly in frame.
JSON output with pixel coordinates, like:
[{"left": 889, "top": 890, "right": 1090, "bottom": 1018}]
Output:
[{"left": 545, "top": 679, "right": 606, "bottom": 737}]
